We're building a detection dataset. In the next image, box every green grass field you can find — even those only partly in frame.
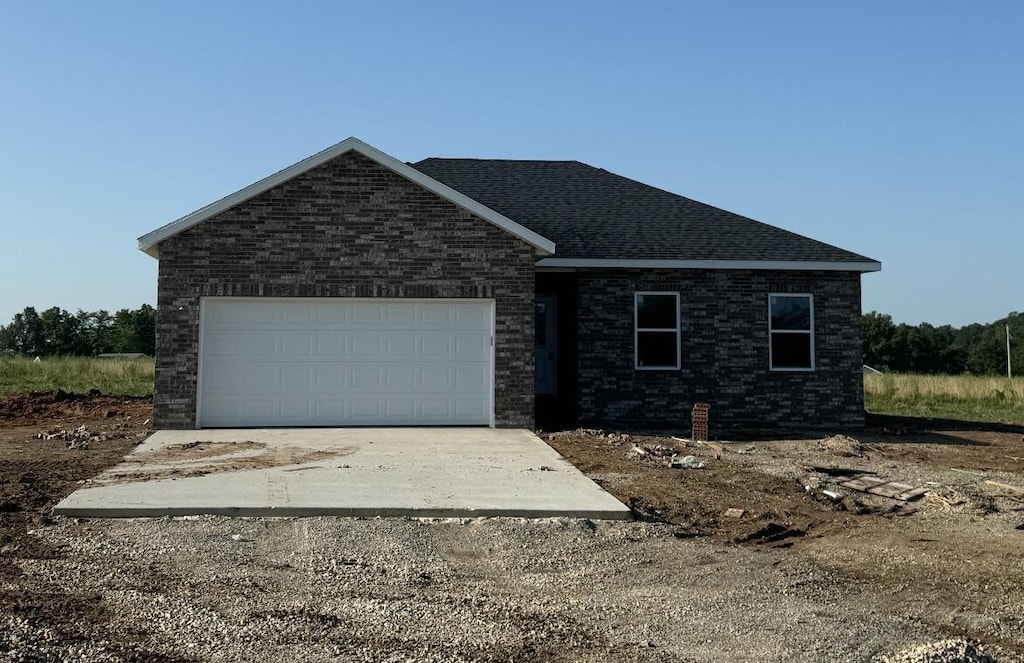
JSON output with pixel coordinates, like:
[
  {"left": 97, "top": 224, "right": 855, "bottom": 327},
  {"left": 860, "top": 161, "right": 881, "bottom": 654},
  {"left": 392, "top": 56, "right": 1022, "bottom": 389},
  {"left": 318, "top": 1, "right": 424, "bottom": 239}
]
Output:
[
  {"left": 0, "top": 356, "right": 155, "bottom": 397},
  {"left": 865, "top": 372, "right": 1024, "bottom": 424}
]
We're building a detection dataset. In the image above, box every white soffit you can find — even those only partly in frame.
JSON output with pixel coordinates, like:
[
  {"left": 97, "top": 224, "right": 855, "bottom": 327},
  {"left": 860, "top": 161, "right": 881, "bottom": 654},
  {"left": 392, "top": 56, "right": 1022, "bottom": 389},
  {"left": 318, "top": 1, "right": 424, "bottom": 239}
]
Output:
[
  {"left": 137, "top": 137, "right": 556, "bottom": 258},
  {"left": 535, "top": 258, "right": 882, "bottom": 273}
]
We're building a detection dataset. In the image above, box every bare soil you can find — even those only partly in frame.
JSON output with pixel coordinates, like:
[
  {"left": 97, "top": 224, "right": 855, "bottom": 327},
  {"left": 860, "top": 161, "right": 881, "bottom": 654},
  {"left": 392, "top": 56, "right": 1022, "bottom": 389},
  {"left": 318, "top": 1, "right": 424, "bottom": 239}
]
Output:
[
  {"left": 545, "top": 421, "right": 1024, "bottom": 655},
  {"left": 1, "top": 391, "right": 1022, "bottom": 660},
  {"left": 0, "top": 390, "right": 179, "bottom": 660}
]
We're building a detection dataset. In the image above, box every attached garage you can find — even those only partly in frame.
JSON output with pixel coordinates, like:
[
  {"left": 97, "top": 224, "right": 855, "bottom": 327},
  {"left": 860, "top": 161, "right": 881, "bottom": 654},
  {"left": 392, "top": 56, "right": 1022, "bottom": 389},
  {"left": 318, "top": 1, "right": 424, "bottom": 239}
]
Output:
[{"left": 198, "top": 298, "right": 494, "bottom": 427}]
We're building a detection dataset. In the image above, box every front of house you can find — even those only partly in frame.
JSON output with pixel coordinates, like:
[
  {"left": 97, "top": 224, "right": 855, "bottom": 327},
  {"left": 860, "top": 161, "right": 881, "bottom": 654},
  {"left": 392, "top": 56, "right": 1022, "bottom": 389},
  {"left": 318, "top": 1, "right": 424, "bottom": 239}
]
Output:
[{"left": 138, "top": 138, "right": 879, "bottom": 432}]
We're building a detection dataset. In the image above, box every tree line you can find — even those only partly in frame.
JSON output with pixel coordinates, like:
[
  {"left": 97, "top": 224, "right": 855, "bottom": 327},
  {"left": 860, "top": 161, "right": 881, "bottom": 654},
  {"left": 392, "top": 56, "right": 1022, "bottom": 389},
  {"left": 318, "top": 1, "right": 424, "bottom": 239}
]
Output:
[
  {"left": 862, "top": 311, "right": 1022, "bottom": 376},
  {"left": 0, "top": 305, "right": 156, "bottom": 357}
]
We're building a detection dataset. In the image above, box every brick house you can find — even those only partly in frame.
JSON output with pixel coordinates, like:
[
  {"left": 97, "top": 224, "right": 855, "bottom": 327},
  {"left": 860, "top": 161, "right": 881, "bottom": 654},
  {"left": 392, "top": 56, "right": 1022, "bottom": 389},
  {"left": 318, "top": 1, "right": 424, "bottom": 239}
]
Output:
[{"left": 138, "top": 137, "right": 879, "bottom": 432}]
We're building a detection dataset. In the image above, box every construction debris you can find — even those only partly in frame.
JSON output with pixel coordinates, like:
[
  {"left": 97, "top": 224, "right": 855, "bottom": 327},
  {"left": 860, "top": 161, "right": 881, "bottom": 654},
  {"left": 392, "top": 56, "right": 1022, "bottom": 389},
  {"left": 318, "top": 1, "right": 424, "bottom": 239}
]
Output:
[
  {"left": 837, "top": 475, "right": 929, "bottom": 501},
  {"left": 803, "top": 464, "right": 878, "bottom": 476},
  {"left": 670, "top": 455, "right": 705, "bottom": 469},
  {"left": 724, "top": 508, "right": 745, "bottom": 519},
  {"left": 631, "top": 444, "right": 676, "bottom": 459},
  {"left": 34, "top": 425, "right": 109, "bottom": 449},
  {"left": 803, "top": 464, "right": 928, "bottom": 502},
  {"left": 983, "top": 480, "right": 1024, "bottom": 497}
]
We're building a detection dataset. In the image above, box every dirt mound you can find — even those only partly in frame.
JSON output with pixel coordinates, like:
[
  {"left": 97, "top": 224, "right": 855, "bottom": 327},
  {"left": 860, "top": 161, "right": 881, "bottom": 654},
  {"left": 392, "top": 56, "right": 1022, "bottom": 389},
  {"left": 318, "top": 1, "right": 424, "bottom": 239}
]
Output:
[
  {"left": 0, "top": 390, "right": 151, "bottom": 423},
  {"left": 819, "top": 433, "right": 865, "bottom": 457},
  {"left": 876, "top": 639, "right": 997, "bottom": 663}
]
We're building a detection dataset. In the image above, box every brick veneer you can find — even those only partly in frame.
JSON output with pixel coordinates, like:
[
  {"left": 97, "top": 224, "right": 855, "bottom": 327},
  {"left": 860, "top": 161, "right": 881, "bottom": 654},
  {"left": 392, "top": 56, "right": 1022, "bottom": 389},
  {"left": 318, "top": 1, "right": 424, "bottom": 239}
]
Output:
[
  {"left": 153, "top": 151, "right": 536, "bottom": 429},
  {"left": 575, "top": 269, "right": 864, "bottom": 431}
]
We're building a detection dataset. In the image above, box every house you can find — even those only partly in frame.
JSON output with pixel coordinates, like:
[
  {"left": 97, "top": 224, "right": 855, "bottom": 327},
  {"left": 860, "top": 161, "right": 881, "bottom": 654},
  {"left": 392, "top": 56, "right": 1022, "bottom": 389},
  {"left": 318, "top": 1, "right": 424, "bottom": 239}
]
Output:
[{"left": 138, "top": 137, "right": 880, "bottom": 431}]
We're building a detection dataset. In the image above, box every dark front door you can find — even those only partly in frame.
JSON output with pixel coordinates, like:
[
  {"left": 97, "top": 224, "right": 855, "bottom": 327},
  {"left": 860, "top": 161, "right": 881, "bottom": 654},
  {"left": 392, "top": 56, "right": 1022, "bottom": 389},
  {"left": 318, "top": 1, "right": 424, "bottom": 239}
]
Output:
[{"left": 535, "top": 294, "right": 556, "bottom": 394}]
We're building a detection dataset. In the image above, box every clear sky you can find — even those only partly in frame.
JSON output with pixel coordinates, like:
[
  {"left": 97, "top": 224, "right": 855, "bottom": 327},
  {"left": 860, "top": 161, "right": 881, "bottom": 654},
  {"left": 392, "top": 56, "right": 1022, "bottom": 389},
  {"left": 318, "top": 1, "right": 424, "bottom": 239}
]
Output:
[{"left": 1, "top": 1, "right": 1020, "bottom": 327}]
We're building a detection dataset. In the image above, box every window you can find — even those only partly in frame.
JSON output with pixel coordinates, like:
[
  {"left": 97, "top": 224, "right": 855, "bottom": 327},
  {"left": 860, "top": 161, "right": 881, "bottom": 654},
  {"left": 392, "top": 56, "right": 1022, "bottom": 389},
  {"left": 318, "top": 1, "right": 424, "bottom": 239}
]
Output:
[
  {"left": 769, "top": 294, "right": 814, "bottom": 370},
  {"left": 635, "top": 292, "right": 680, "bottom": 370}
]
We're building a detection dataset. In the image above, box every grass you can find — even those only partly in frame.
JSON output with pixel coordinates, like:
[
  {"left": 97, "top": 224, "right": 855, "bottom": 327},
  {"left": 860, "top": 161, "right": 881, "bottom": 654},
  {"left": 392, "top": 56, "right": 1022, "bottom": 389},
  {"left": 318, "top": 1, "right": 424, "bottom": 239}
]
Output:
[
  {"left": 865, "top": 372, "right": 1024, "bottom": 425},
  {"left": 0, "top": 357, "right": 155, "bottom": 397}
]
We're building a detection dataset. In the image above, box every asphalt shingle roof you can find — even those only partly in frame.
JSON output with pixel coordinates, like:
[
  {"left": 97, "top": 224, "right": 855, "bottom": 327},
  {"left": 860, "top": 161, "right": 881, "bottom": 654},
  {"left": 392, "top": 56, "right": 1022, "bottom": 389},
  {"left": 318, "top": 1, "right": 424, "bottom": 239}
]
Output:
[{"left": 413, "top": 158, "right": 875, "bottom": 264}]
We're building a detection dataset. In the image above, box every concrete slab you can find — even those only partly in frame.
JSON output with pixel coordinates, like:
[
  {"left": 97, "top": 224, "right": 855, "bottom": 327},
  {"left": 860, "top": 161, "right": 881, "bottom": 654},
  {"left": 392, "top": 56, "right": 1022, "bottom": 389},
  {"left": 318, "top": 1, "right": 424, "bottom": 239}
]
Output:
[{"left": 54, "top": 428, "right": 631, "bottom": 520}]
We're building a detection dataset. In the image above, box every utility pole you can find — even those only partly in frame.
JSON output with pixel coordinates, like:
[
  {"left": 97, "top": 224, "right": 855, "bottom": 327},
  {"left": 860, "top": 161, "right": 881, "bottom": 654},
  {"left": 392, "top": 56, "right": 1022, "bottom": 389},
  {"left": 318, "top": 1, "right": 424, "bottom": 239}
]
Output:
[{"left": 1008, "top": 324, "right": 1013, "bottom": 379}]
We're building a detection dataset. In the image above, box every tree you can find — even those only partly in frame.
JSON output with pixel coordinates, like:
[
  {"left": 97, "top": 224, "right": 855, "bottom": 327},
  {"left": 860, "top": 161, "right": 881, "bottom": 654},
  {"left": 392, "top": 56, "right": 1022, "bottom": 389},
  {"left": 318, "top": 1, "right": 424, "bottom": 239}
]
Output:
[
  {"left": 861, "top": 311, "right": 896, "bottom": 370},
  {"left": 3, "top": 307, "right": 45, "bottom": 356},
  {"left": 111, "top": 304, "right": 156, "bottom": 355},
  {"left": 0, "top": 304, "right": 155, "bottom": 357}
]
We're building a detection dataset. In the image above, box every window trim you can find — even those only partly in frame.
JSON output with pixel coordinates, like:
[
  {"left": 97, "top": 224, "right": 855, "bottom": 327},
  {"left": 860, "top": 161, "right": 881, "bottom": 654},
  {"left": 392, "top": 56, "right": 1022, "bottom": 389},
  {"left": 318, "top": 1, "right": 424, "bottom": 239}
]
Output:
[
  {"left": 768, "top": 293, "right": 815, "bottom": 372},
  {"left": 634, "top": 291, "right": 681, "bottom": 371}
]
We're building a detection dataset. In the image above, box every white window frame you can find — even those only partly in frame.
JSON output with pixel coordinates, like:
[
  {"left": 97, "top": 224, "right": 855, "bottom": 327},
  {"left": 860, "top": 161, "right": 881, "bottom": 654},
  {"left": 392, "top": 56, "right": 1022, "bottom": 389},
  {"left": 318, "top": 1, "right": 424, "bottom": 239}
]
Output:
[
  {"left": 768, "top": 293, "right": 815, "bottom": 371},
  {"left": 634, "top": 291, "right": 681, "bottom": 371}
]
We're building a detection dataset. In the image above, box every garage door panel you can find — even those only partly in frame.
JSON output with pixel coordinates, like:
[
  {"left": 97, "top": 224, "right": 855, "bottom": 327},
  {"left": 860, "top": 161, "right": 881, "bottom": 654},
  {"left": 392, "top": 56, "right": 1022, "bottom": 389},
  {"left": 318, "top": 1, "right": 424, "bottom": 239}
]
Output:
[
  {"left": 315, "top": 335, "right": 349, "bottom": 356},
  {"left": 350, "top": 334, "right": 383, "bottom": 356},
  {"left": 384, "top": 365, "right": 416, "bottom": 389},
  {"left": 280, "top": 365, "right": 312, "bottom": 390},
  {"left": 204, "top": 334, "right": 242, "bottom": 358},
  {"left": 384, "top": 335, "right": 417, "bottom": 356},
  {"left": 351, "top": 365, "right": 384, "bottom": 389},
  {"left": 281, "top": 304, "right": 314, "bottom": 324},
  {"left": 386, "top": 304, "right": 417, "bottom": 324},
  {"left": 200, "top": 298, "right": 493, "bottom": 427},
  {"left": 418, "top": 305, "right": 453, "bottom": 326},
  {"left": 281, "top": 335, "right": 313, "bottom": 357},
  {"left": 349, "top": 399, "right": 383, "bottom": 419},
  {"left": 454, "top": 304, "right": 490, "bottom": 327},
  {"left": 455, "top": 399, "right": 488, "bottom": 418},
  {"left": 419, "top": 366, "right": 453, "bottom": 389},
  {"left": 242, "top": 333, "right": 277, "bottom": 357},
  {"left": 384, "top": 400, "right": 416, "bottom": 419},
  {"left": 455, "top": 364, "right": 489, "bottom": 390},
  {"left": 351, "top": 304, "right": 384, "bottom": 325},
  {"left": 453, "top": 333, "right": 490, "bottom": 357},
  {"left": 314, "top": 366, "right": 349, "bottom": 388},
  {"left": 277, "top": 401, "right": 306, "bottom": 418}
]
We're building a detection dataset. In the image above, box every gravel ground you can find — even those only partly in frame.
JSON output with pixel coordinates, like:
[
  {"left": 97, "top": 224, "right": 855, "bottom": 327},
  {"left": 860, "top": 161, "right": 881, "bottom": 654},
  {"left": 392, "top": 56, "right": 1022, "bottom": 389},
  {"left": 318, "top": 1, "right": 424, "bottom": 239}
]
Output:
[{"left": 4, "top": 515, "right": 968, "bottom": 662}]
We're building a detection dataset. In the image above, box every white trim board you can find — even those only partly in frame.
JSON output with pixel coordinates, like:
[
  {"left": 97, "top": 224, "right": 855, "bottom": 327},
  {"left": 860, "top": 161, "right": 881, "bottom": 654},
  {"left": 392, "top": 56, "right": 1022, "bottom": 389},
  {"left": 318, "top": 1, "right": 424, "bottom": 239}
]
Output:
[
  {"left": 536, "top": 258, "right": 881, "bottom": 273},
  {"left": 138, "top": 137, "right": 556, "bottom": 258}
]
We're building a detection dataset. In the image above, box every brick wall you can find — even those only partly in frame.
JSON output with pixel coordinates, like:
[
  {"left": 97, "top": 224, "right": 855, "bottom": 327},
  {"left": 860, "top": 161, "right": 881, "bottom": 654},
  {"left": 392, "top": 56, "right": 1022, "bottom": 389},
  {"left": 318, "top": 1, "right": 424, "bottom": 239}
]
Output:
[
  {"left": 154, "top": 151, "right": 536, "bottom": 428},
  {"left": 576, "top": 269, "right": 864, "bottom": 431}
]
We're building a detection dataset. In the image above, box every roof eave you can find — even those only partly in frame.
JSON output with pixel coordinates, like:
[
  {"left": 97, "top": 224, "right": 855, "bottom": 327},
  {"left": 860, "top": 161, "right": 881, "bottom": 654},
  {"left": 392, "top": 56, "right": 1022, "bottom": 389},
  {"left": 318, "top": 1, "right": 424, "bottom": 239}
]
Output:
[
  {"left": 535, "top": 258, "right": 882, "bottom": 273},
  {"left": 137, "top": 137, "right": 556, "bottom": 258}
]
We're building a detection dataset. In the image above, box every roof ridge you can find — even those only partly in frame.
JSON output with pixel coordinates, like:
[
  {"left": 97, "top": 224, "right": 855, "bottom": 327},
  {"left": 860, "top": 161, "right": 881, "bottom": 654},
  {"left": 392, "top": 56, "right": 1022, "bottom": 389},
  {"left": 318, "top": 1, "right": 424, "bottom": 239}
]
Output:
[{"left": 413, "top": 157, "right": 584, "bottom": 165}]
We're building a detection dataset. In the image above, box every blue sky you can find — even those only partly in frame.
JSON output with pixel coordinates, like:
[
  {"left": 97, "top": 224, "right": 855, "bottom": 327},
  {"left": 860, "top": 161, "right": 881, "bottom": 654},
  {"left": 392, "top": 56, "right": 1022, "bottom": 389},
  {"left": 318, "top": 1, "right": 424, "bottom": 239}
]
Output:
[{"left": 1, "top": 1, "right": 1020, "bottom": 327}]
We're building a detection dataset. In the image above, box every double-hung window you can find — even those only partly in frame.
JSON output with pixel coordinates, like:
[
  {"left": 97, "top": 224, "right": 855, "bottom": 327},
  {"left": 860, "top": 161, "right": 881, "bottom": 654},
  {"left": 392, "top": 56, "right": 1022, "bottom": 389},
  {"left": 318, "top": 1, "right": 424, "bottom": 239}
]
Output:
[
  {"left": 769, "top": 294, "right": 814, "bottom": 370},
  {"left": 634, "top": 292, "right": 681, "bottom": 370}
]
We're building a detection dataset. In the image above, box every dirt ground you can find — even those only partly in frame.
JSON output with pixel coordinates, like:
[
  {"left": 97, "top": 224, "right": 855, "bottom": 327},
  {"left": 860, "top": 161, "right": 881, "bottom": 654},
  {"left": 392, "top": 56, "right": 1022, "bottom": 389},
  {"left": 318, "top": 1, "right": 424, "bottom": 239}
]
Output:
[
  {"left": 0, "top": 391, "right": 166, "bottom": 660},
  {"left": 1, "top": 391, "right": 1022, "bottom": 661},
  {"left": 545, "top": 420, "right": 1024, "bottom": 656}
]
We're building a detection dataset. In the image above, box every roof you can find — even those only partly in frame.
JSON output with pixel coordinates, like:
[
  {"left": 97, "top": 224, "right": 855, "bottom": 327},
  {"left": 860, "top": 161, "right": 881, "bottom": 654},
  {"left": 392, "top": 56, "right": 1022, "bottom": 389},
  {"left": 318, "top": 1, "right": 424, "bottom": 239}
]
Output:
[
  {"left": 413, "top": 159, "right": 880, "bottom": 272},
  {"left": 137, "top": 138, "right": 555, "bottom": 258},
  {"left": 138, "top": 137, "right": 878, "bottom": 272}
]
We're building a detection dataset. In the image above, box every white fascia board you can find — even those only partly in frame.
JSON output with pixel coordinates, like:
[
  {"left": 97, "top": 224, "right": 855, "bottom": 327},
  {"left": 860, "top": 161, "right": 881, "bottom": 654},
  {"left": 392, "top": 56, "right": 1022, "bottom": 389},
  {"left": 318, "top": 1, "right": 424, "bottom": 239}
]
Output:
[
  {"left": 535, "top": 258, "right": 882, "bottom": 272},
  {"left": 138, "top": 137, "right": 556, "bottom": 258}
]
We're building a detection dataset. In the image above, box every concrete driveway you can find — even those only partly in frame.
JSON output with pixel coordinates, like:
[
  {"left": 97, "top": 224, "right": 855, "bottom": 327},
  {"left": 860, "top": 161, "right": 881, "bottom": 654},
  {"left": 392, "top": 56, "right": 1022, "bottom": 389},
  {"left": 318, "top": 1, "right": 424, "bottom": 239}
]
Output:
[{"left": 54, "top": 428, "right": 631, "bottom": 519}]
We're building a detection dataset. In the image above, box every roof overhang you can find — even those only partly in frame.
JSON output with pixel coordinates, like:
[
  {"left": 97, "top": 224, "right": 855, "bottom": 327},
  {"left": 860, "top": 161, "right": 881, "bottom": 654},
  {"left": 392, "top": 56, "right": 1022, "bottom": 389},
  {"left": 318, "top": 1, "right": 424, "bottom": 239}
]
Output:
[
  {"left": 535, "top": 258, "right": 882, "bottom": 272},
  {"left": 137, "top": 137, "right": 556, "bottom": 258}
]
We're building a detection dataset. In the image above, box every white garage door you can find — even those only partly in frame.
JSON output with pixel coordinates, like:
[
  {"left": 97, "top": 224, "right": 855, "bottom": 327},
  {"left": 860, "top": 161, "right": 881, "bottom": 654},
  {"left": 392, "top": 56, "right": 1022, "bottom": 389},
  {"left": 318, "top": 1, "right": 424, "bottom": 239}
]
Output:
[{"left": 198, "top": 298, "right": 494, "bottom": 427}]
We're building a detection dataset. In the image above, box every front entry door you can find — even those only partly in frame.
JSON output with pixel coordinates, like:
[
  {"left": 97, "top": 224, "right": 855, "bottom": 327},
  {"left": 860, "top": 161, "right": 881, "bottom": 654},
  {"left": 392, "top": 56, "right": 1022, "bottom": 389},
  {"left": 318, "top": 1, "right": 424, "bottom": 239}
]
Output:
[{"left": 535, "top": 295, "right": 556, "bottom": 395}]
